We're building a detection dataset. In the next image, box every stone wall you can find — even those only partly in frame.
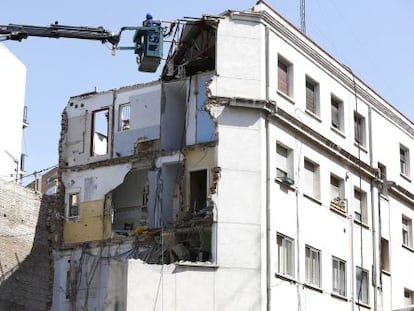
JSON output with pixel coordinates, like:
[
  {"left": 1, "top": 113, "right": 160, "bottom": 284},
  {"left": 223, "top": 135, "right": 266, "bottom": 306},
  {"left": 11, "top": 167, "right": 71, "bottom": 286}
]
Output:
[{"left": 0, "top": 179, "right": 52, "bottom": 311}]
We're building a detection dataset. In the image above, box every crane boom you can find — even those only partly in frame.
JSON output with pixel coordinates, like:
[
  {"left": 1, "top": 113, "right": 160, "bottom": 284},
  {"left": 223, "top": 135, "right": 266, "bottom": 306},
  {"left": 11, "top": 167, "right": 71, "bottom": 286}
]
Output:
[
  {"left": 0, "top": 23, "right": 120, "bottom": 45},
  {"left": 0, "top": 21, "right": 167, "bottom": 72}
]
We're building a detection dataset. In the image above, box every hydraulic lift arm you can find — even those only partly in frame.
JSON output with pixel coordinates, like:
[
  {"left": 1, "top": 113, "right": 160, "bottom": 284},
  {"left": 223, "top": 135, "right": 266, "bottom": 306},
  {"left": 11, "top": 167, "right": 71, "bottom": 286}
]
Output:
[
  {"left": 0, "top": 22, "right": 166, "bottom": 72},
  {"left": 0, "top": 23, "right": 120, "bottom": 45}
]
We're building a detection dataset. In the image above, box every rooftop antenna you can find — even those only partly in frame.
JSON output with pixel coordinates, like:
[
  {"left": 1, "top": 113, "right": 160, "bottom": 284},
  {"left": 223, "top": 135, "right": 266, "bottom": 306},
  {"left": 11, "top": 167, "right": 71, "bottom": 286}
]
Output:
[{"left": 300, "top": 0, "right": 306, "bottom": 34}]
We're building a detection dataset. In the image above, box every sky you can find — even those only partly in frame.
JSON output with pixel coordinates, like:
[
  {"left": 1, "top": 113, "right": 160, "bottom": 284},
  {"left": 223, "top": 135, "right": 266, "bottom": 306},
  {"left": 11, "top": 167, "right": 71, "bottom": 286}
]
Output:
[{"left": 1, "top": 0, "right": 414, "bottom": 184}]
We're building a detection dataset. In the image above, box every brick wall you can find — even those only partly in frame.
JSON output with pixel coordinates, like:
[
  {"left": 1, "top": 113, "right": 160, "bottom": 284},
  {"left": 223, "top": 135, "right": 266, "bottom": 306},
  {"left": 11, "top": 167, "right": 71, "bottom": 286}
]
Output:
[{"left": 0, "top": 179, "right": 51, "bottom": 311}]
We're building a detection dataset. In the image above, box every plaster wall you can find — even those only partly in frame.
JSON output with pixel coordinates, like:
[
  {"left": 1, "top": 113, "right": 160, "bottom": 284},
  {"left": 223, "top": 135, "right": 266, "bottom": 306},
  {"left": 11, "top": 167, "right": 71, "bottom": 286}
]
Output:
[
  {"left": 62, "top": 164, "right": 131, "bottom": 243},
  {"left": 113, "top": 84, "right": 161, "bottom": 157},
  {"left": 64, "top": 91, "right": 114, "bottom": 166},
  {"left": 213, "top": 17, "right": 263, "bottom": 100},
  {"left": 0, "top": 44, "right": 26, "bottom": 181},
  {"left": 126, "top": 260, "right": 261, "bottom": 311}
]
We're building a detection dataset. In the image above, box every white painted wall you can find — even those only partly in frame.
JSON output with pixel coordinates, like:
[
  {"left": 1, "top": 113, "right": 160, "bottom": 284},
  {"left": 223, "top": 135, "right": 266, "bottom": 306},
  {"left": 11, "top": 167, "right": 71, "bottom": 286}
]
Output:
[{"left": 0, "top": 44, "right": 26, "bottom": 182}]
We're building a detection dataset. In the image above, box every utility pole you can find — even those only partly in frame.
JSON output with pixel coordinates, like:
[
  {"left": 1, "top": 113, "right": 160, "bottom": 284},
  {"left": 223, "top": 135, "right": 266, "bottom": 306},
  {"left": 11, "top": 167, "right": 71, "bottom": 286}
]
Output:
[{"left": 300, "top": 0, "right": 306, "bottom": 34}]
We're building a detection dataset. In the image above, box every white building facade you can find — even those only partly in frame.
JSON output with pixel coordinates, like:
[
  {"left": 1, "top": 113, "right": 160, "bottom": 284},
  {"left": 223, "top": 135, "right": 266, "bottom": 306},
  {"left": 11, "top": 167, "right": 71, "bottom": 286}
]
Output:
[
  {"left": 0, "top": 43, "right": 27, "bottom": 182},
  {"left": 52, "top": 2, "right": 414, "bottom": 310}
]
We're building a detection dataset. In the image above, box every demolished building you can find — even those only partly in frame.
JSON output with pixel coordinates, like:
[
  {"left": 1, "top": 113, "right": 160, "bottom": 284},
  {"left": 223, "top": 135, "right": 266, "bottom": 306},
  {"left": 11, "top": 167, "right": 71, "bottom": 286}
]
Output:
[{"left": 52, "top": 1, "right": 414, "bottom": 310}]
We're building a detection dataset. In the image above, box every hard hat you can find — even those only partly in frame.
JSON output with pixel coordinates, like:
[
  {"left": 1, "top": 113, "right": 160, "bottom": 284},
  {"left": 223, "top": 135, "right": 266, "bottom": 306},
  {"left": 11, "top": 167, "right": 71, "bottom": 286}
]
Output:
[{"left": 146, "top": 13, "right": 153, "bottom": 20}]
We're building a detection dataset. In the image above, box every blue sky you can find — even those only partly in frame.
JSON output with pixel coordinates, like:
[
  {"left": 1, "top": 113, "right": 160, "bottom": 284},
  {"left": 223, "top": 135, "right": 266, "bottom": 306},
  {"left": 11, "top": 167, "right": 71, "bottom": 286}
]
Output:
[{"left": 1, "top": 0, "right": 413, "bottom": 183}]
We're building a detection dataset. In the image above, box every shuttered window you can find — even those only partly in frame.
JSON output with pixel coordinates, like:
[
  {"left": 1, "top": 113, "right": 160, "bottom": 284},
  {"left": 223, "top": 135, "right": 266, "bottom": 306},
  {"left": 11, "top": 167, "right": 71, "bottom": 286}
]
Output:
[
  {"left": 278, "top": 60, "right": 289, "bottom": 95},
  {"left": 306, "top": 77, "right": 319, "bottom": 115}
]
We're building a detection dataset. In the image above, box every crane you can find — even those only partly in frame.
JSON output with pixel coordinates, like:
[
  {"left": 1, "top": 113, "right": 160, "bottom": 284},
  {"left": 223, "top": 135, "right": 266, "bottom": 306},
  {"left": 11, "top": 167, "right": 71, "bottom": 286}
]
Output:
[{"left": 0, "top": 20, "right": 168, "bottom": 72}]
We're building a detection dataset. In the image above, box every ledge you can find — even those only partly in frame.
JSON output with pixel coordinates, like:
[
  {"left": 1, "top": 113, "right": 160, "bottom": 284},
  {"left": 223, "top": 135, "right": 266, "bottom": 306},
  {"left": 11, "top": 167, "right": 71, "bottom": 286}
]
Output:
[
  {"left": 355, "top": 301, "right": 371, "bottom": 309},
  {"left": 275, "top": 273, "right": 296, "bottom": 284},
  {"left": 303, "top": 193, "right": 322, "bottom": 205},
  {"left": 305, "top": 109, "right": 322, "bottom": 123},
  {"left": 400, "top": 173, "right": 412, "bottom": 183},
  {"left": 277, "top": 90, "right": 295, "bottom": 105},
  {"left": 329, "top": 205, "right": 347, "bottom": 218},
  {"left": 402, "top": 244, "right": 414, "bottom": 253},
  {"left": 354, "top": 219, "right": 370, "bottom": 230},
  {"left": 354, "top": 141, "right": 368, "bottom": 153},
  {"left": 381, "top": 269, "right": 391, "bottom": 276},
  {"left": 275, "top": 178, "right": 296, "bottom": 191},
  {"left": 331, "top": 126, "right": 346, "bottom": 138},
  {"left": 175, "top": 262, "right": 219, "bottom": 269},
  {"left": 331, "top": 292, "right": 348, "bottom": 302},
  {"left": 303, "top": 283, "right": 323, "bottom": 293}
]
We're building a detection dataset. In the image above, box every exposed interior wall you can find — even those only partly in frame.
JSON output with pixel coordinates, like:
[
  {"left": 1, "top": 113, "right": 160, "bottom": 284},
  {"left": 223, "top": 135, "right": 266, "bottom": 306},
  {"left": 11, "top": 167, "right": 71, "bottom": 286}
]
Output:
[
  {"left": 113, "top": 84, "right": 161, "bottom": 158},
  {"left": 63, "top": 91, "right": 114, "bottom": 167},
  {"left": 161, "top": 80, "right": 187, "bottom": 150},
  {"left": 52, "top": 248, "right": 128, "bottom": 311},
  {"left": 62, "top": 165, "right": 131, "bottom": 244},
  {"left": 111, "top": 169, "right": 149, "bottom": 233},
  {"left": 63, "top": 199, "right": 111, "bottom": 243}
]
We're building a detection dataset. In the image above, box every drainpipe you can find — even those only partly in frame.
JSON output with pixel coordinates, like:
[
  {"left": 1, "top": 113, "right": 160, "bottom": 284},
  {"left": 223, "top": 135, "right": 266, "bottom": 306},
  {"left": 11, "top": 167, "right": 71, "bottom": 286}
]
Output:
[
  {"left": 110, "top": 90, "right": 116, "bottom": 159},
  {"left": 368, "top": 106, "right": 378, "bottom": 311},
  {"left": 265, "top": 25, "right": 271, "bottom": 311}
]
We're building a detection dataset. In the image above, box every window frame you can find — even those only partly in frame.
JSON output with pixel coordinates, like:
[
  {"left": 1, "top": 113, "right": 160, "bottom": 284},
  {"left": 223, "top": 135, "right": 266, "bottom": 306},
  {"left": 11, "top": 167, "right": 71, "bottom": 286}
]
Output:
[
  {"left": 402, "top": 215, "right": 413, "bottom": 249},
  {"left": 276, "top": 143, "right": 293, "bottom": 182},
  {"left": 331, "top": 94, "right": 344, "bottom": 132},
  {"left": 305, "top": 76, "right": 320, "bottom": 116},
  {"left": 90, "top": 108, "right": 110, "bottom": 156},
  {"left": 68, "top": 192, "right": 80, "bottom": 219},
  {"left": 276, "top": 233, "right": 295, "bottom": 278},
  {"left": 304, "top": 158, "right": 320, "bottom": 200},
  {"left": 354, "top": 112, "right": 366, "bottom": 147},
  {"left": 404, "top": 288, "right": 414, "bottom": 306},
  {"left": 332, "top": 256, "right": 347, "bottom": 297},
  {"left": 305, "top": 245, "right": 321, "bottom": 288},
  {"left": 354, "top": 188, "right": 368, "bottom": 225},
  {"left": 278, "top": 56, "right": 293, "bottom": 97},
  {"left": 400, "top": 144, "right": 410, "bottom": 178},
  {"left": 356, "top": 266, "right": 369, "bottom": 305},
  {"left": 330, "top": 174, "right": 346, "bottom": 213},
  {"left": 118, "top": 103, "right": 131, "bottom": 132}
]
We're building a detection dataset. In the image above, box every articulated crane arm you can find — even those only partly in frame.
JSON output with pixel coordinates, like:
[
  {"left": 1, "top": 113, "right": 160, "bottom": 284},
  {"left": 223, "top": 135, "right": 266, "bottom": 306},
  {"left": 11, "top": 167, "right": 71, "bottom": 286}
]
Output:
[
  {"left": 0, "top": 23, "right": 120, "bottom": 45},
  {"left": 0, "top": 22, "right": 166, "bottom": 72}
]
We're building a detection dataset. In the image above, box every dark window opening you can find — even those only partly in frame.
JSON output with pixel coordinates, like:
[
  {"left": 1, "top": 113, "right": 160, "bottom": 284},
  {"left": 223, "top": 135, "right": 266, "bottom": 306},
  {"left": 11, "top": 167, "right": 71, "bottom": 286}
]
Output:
[
  {"left": 190, "top": 170, "right": 207, "bottom": 213},
  {"left": 69, "top": 193, "right": 79, "bottom": 218},
  {"left": 91, "top": 109, "right": 109, "bottom": 156}
]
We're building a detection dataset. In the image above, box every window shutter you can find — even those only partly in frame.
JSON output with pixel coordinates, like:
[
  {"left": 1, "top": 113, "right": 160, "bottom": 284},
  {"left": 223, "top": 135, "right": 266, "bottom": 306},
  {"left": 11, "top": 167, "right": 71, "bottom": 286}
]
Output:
[{"left": 278, "top": 61, "right": 288, "bottom": 95}]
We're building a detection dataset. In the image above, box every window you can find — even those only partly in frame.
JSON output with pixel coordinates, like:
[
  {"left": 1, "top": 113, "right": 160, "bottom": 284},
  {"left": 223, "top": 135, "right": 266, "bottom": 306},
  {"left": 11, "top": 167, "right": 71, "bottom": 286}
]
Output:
[
  {"left": 354, "top": 112, "right": 366, "bottom": 146},
  {"left": 190, "top": 170, "right": 207, "bottom": 212},
  {"left": 330, "top": 174, "right": 346, "bottom": 212},
  {"left": 276, "top": 233, "right": 295, "bottom": 278},
  {"left": 305, "top": 76, "right": 319, "bottom": 116},
  {"left": 305, "top": 245, "right": 321, "bottom": 287},
  {"left": 378, "top": 162, "right": 387, "bottom": 181},
  {"left": 91, "top": 109, "right": 109, "bottom": 156},
  {"left": 119, "top": 103, "right": 131, "bottom": 131},
  {"left": 331, "top": 95, "right": 344, "bottom": 131},
  {"left": 278, "top": 56, "right": 292, "bottom": 97},
  {"left": 380, "top": 238, "right": 390, "bottom": 272},
  {"left": 356, "top": 267, "right": 369, "bottom": 305},
  {"left": 332, "top": 257, "right": 346, "bottom": 297},
  {"left": 354, "top": 188, "right": 367, "bottom": 224},
  {"left": 276, "top": 143, "right": 293, "bottom": 182},
  {"left": 404, "top": 288, "right": 414, "bottom": 306},
  {"left": 400, "top": 144, "right": 410, "bottom": 177},
  {"left": 304, "top": 159, "right": 320, "bottom": 199},
  {"left": 68, "top": 193, "right": 79, "bottom": 218},
  {"left": 402, "top": 215, "right": 413, "bottom": 248}
]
